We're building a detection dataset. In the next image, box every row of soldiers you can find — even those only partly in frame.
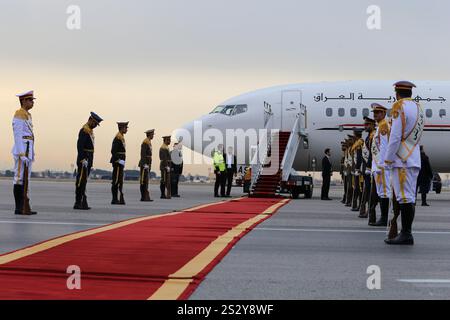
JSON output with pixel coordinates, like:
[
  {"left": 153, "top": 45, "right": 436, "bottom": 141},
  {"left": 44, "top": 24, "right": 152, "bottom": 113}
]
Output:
[
  {"left": 339, "top": 81, "right": 425, "bottom": 245},
  {"left": 11, "top": 90, "right": 182, "bottom": 215}
]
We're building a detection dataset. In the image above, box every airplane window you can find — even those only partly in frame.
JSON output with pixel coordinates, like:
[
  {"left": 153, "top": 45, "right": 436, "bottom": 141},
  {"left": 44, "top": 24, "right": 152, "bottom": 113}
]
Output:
[
  {"left": 210, "top": 105, "right": 224, "bottom": 114},
  {"left": 338, "top": 108, "right": 345, "bottom": 117},
  {"left": 350, "top": 108, "right": 357, "bottom": 117},
  {"left": 326, "top": 108, "right": 332, "bottom": 117},
  {"left": 439, "top": 109, "right": 446, "bottom": 117},
  {"left": 426, "top": 109, "right": 433, "bottom": 118},
  {"left": 362, "top": 108, "right": 369, "bottom": 117},
  {"left": 221, "top": 105, "right": 236, "bottom": 116},
  {"left": 233, "top": 104, "right": 248, "bottom": 115}
]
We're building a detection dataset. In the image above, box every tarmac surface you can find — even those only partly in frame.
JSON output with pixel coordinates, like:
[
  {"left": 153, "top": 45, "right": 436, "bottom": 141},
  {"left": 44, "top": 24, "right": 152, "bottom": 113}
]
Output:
[{"left": 1, "top": 179, "right": 450, "bottom": 299}]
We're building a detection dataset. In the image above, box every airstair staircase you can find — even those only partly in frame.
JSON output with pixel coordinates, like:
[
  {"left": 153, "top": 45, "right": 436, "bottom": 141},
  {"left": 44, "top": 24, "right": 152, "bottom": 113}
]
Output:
[{"left": 250, "top": 104, "right": 307, "bottom": 198}]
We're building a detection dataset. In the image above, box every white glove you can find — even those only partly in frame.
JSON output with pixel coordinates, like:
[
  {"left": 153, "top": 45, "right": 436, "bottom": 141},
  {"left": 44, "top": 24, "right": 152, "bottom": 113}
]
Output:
[
  {"left": 343, "top": 172, "right": 348, "bottom": 177},
  {"left": 365, "top": 169, "right": 371, "bottom": 176},
  {"left": 144, "top": 164, "right": 149, "bottom": 170},
  {"left": 354, "top": 170, "right": 360, "bottom": 176},
  {"left": 81, "top": 159, "right": 89, "bottom": 168},
  {"left": 166, "top": 166, "right": 171, "bottom": 172},
  {"left": 20, "top": 156, "right": 29, "bottom": 166},
  {"left": 118, "top": 160, "right": 126, "bottom": 167}
]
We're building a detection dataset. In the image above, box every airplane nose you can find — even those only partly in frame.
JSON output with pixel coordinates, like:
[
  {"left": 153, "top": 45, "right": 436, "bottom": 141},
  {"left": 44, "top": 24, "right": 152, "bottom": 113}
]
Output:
[
  {"left": 173, "top": 121, "right": 194, "bottom": 150},
  {"left": 174, "top": 114, "right": 217, "bottom": 153}
]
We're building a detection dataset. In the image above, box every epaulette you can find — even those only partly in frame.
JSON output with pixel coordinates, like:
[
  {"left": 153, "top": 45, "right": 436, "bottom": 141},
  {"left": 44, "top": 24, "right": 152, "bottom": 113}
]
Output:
[
  {"left": 160, "top": 143, "right": 169, "bottom": 150},
  {"left": 379, "top": 119, "right": 390, "bottom": 136},
  {"left": 351, "top": 139, "right": 363, "bottom": 152},
  {"left": 390, "top": 99, "right": 404, "bottom": 119},
  {"left": 115, "top": 132, "right": 125, "bottom": 142},
  {"left": 369, "top": 130, "right": 375, "bottom": 141},
  {"left": 82, "top": 124, "right": 93, "bottom": 135},
  {"left": 14, "top": 108, "right": 29, "bottom": 120},
  {"left": 142, "top": 138, "right": 151, "bottom": 145}
]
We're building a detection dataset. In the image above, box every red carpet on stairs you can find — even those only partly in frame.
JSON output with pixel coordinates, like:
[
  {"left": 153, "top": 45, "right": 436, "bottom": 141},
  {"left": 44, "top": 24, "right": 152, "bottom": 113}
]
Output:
[{"left": 0, "top": 197, "right": 289, "bottom": 300}]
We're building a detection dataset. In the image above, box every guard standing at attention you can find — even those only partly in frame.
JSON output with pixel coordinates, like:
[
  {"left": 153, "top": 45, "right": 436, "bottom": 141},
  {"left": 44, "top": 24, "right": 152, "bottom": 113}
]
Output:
[
  {"left": 340, "top": 141, "right": 347, "bottom": 204},
  {"left": 111, "top": 121, "right": 128, "bottom": 205},
  {"left": 358, "top": 116, "right": 376, "bottom": 218},
  {"left": 160, "top": 135, "right": 172, "bottom": 199},
  {"left": 74, "top": 112, "right": 103, "bottom": 210},
  {"left": 384, "top": 81, "right": 424, "bottom": 245},
  {"left": 12, "top": 90, "right": 37, "bottom": 215},
  {"left": 369, "top": 103, "right": 391, "bottom": 227},
  {"left": 351, "top": 129, "right": 364, "bottom": 211},
  {"left": 345, "top": 135, "right": 355, "bottom": 207},
  {"left": 139, "top": 129, "right": 154, "bottom": 202}
]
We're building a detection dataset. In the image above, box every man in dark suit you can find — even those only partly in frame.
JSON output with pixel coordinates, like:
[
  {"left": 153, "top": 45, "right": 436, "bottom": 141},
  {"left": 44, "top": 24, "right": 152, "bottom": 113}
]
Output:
[
  {"left": 225, "top": 146, "right": 237, "bottom": 197},
  {"left": 321, "top": 148, "right": 332, "bottom": 200},
  {"left": 171, "top": 142, "right": 183, "bottom": 197}
]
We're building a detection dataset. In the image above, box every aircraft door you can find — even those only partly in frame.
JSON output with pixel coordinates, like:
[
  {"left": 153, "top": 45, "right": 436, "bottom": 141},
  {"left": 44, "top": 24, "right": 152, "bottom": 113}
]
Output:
[{"left": 281, "top": 90, "right": 301, "bottom": 130}]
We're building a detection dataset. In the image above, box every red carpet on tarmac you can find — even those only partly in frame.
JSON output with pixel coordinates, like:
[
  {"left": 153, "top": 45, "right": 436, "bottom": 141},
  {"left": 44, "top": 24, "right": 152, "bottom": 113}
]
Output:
[{"left": 0, "top": 197, "right": 289, "bottom": 300}]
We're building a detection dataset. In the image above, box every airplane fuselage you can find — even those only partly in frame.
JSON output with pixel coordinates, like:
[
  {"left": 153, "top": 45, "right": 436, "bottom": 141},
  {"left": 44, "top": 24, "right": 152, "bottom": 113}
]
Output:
[{"left": 180, "top": 81, "right": 450, "bottom": 172}]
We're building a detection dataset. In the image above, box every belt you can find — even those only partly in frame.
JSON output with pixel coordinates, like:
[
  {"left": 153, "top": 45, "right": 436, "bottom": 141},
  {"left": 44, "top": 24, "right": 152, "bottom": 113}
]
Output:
[
  {"left": 22, "top": 136, "right": 34, "bottom": 140},
  {"left": 84, "top": 149, "right": 94, "bottom": 152},
  {"left": 117, "top": 152, "right": 126, "bottom": 155}
]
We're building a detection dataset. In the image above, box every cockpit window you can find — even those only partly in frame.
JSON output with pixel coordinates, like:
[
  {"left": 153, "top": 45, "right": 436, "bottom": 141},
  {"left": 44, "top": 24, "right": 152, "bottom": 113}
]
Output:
[
  {"left": 210, "top": 105, "right": 225, "bottom": 114},
  {"left": 233, "top": 104, "right": 248, "bottom": 115},
  {"left": 222, "top": 105, "right": 235, "bottom": 115},
  {"left": 209, "top": 104, "right": 248, "bottom": 116}
]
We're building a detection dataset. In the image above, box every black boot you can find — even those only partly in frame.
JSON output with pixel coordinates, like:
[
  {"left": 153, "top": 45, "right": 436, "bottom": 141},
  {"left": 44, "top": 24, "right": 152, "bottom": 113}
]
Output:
[
  {"left": 140, "top": 185, "right": 146, "bottom": 201},
  {"left": 13, "top": 184, "right": 23, "bottom": 215},
  {"left": 160, "top": 183, "right": 166, "bottom": 199},
  {"left": 372, "top": 197, "right": 389, "bottom": 226},
  {"left": 421, "top": 193, "right": 429, "bottom": 206},
  {"left": 119, "top": 191, "right": 126, "bottom": 205},
  {"left": 111, "top": 186, "right": 120, "bottom": 204},
  {"left": 81, "top": 195, "right": 91, "bottom": 210},
  {"left": 74, "top": 187, "right": 83, "bottom": 209},
  {"left": 368, "top": 196, "right": 378, "bottom": 226},
  {"left": 385, "top": 203, "right": 414, "bottom": 245}
]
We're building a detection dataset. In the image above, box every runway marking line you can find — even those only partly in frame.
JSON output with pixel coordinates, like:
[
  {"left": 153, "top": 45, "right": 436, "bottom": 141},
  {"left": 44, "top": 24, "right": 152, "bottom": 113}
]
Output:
[
  {"left": 148, "top": 198, "right": 290, "bottom": 300},
  {"left": 0, "top": 199, "right": 233, "bottom": 266}
]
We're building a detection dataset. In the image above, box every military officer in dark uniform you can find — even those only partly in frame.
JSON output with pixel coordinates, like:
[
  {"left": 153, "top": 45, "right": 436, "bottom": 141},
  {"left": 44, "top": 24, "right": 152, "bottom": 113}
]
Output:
[
  {"left": 160, "top": 135, "right": 172, "bottom": 199},
  {"left": 344, "top": 135, "right": 355, "bottom": 207},
  {"left": 111, "top": 121, "right": 128, "bottom": 205},
  {"left": 358, "top": 116, "right": 376, "bottom": 218},
  {"left": 340, "top": 140, "right": 347, "bottom": 204},
  {"left": 139, "top": 129, "right": 154, "bottom": 202},
  {"left": 74, "top": 112, "right": 103, "bottom": 210},
  {"left": 351, "top": 129, "right": 364, "bottom": 211}
]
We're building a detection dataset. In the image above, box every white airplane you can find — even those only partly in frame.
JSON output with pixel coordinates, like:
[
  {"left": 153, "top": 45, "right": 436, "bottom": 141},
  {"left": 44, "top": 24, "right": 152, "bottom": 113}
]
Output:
[{"left": 178, "top": 80, "right": 450, "bottom": 173}]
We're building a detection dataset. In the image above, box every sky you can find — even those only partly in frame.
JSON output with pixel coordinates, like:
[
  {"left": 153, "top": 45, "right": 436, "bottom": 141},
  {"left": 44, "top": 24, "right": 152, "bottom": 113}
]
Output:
[{"left": 1, "top": 0, "right": 449, "bottom": 175}]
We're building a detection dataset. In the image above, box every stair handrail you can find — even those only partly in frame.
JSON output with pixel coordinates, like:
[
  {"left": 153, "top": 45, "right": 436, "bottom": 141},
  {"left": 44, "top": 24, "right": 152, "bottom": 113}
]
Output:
[
  {"left": 250, "top": 104, "right": 274, "bottom": 190},
  {"left": 280, "top": 104, "right": 308, "bottom": 182}
]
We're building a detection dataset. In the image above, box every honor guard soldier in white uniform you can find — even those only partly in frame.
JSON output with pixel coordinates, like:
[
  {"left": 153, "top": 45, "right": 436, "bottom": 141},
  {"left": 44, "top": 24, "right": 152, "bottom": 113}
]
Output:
[
  {"left": 384, "top": 81, "right": 424, "bottom": 245},
  {"left": 111, "top": 121, "right": 129, "bottom": 205},
  {"left": 74, "top": 112, "right": 103, "bottom": 210},
  {"left": 369, "top": 103, "right": 391, "bottom": 227},
  {"left": 12, "top": 90, "right": 37, "bottom": 215},
  {"left": 359, "top": 116, "right": 376, "bottom": 218},
  {"left": 139, "top": 129, "right": 155, "bottom": 202}
]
